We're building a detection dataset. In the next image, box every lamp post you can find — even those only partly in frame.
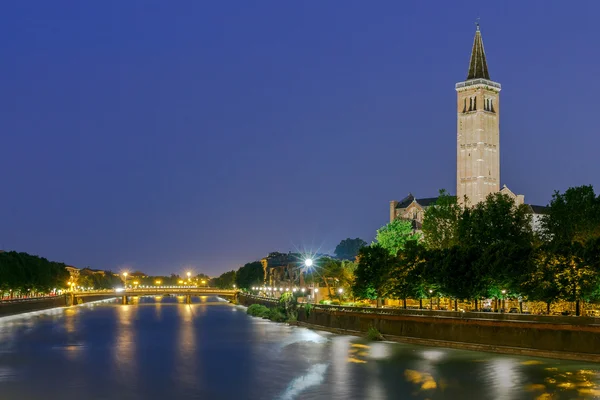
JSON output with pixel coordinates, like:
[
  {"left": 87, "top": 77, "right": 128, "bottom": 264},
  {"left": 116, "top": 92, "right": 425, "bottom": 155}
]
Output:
[
  {"left": 304, "top": 258, "right": 315, "bottom": 303},
  {"left": 501, "top": 289, "right": 507, "bottom": 313},
  {"left": 122, "top": 272, "right": 128, "bottom": 290},
  {"left": 429, "top": 289, "right": 433, "bottom": 310}
]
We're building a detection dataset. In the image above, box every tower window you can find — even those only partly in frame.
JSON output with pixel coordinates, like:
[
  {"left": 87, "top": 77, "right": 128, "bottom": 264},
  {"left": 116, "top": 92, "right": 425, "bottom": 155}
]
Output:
[
  {"left": 463, "top": 98, "right": 467, "bottom": 113},
  {"left": 490, "top": 99, "right": 495, "bottom": 113},
  {"left": 473, "top": 96, "right": 477, "bottom": 110}
]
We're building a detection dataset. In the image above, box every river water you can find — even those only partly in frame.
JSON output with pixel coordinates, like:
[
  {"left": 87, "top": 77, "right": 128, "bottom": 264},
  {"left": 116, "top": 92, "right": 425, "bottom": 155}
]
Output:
[{"left": 0, "top": 296, "right": 598, "bottom": 400}]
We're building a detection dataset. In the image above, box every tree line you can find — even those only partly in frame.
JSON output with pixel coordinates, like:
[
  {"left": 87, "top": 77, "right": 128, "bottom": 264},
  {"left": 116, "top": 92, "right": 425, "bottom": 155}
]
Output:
[
  {"left": 352, "top": 186, "right": 600, "bottom": 315},
  {"left": 0, "top": 251, "right": 70, "bottom": 297}
]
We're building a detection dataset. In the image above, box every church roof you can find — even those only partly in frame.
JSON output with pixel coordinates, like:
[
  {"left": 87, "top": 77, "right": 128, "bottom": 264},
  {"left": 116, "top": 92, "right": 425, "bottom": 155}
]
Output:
[
  {"left": 467, "top": 24, "right": 490, "bottom": 80},
  {"left": 396, "top": 194, "right": 448, "bottom": 209},
  {"left": 527, "top": 204, "right": 548, "bottom": 215}
]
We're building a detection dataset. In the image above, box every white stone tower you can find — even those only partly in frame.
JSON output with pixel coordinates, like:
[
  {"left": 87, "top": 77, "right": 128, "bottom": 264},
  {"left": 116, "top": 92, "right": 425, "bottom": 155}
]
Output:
[{"left": 456, "top": 24, "right": 501, "bottom": 205}]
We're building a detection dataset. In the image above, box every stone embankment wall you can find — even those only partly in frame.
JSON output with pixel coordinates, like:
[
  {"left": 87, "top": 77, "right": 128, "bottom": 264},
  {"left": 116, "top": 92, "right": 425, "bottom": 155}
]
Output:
[
  {"left": 0, "top": 296, "right": 67, "bottom": 318},
  {"left": 238, "top": 294, "right": 600, "bottom": 362}
]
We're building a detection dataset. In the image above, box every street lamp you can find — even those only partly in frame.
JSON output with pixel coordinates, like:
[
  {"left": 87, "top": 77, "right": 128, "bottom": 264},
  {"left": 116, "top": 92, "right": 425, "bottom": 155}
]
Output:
[
  {"left": 304, "top": 258, "right": 313, "bottom": 268},
  {"left": 501, "top": 289, "right": 507, "bottom": 313},
  {"left": 429, "top": 289, "right": 433, "bottom": 310},
  {"left": 123, "top": 272, "right": 128, "bottom": 289}
]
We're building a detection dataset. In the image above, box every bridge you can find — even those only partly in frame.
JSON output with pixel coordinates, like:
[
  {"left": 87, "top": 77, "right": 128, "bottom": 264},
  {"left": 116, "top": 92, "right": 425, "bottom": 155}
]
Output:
[{"left": 69, "top": 288, "right": 238, "bottom": 305}]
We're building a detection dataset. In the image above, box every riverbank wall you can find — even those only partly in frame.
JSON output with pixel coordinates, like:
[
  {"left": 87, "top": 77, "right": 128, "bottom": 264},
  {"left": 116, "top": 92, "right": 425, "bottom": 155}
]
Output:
[
  {"left": 238, "top": 293, "right": 600, "bottom": 362},
  {"left": 0, "top": 296, "right": 67, "bottom": 318}
]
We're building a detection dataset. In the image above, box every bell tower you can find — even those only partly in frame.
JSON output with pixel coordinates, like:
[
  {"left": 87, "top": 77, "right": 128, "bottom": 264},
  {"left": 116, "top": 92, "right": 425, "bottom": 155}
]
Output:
[{"left": 456, "top": 24, "right": 501, "bottom": 206}]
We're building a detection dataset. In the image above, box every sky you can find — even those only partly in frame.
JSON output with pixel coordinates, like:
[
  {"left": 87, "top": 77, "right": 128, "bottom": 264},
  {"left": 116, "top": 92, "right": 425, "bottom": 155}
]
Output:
[{"left": 1, "top": 2, "right": 599, "bottom": 276}]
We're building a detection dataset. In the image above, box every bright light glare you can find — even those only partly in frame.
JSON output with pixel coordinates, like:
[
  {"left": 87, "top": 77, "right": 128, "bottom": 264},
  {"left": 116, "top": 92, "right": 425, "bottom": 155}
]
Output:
[
  {"left": 304, "top": 258, "right": 313, "bottom": 267},
  {"left": 115, "top": 288, "right": 124, "bottom": 293}
]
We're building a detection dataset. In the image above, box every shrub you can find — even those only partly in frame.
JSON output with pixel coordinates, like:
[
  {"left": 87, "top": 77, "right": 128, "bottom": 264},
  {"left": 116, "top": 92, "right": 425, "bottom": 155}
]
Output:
[
  {"left": 304, "top": 303, "right": 313, "bottom": 317},
  {"left": 330, "top": 300, "right": 340, "bottom": 306},
  {"left": 247, "top": 304, "right": 270, "bottom": 318},
  {"left": 366, "top": 326, "right": 383, "bottom": 341},
  {"left": 267, "top": 309, "right": 287, "bottom": 322},
  {"left": 287, "top": 311, "right": 298, "bottom": 323}
]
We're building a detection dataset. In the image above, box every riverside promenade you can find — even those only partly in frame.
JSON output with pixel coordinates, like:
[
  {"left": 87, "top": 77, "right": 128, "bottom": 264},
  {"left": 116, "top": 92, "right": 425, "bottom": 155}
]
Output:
[{"left": 238, "top": 293, "right": 600, "bottom": 362}]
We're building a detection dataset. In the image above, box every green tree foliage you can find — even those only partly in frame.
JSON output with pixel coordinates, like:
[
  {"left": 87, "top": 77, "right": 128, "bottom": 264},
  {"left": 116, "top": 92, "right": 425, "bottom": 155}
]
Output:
[
  {"left": 541, "top": 185, "right": 600, "bottom": 244},
  {"left": 308, "top": 258, "right": 356, "bottom": 298},
  {"left": 0, "top": 251, "right": 70, "bottom": 296},
  {"left": 211, "top": 270, "right": 236, "bottom": 289},
  {"left": 387, "top": 241, "right": 432, "bottom": 303},
  {"left": 422, "top": 189, "right": 461, "bottom": 250},
  {"left": 352, "top": 244, "right": 394, "bottom": 301},
  {"left": 235, "top": 261, "right": 264, "bottom": 290},
  {"left": 375, "top": 219, "right": 420, "bottom": 256},
  {"left": 334, "top": 238, "right": 367, "bottom": 260},
  {"left": 536, "top": 186, "right": 600, "bottom": 314}
]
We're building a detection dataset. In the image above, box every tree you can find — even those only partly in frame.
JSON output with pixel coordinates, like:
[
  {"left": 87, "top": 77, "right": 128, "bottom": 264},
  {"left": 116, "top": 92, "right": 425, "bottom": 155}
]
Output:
[
  {"left": 541, "top": 185, "right": 600, "bottom": 244},
  {"left": 211, "top": 270, "right": 236, "bottom": 289},
  {"left": 375, "top": 219, "right": 420, "bottom": 256},
  {"left": 422, "top": 189, "right": 461, "bottom": 250},
  {"left": 313, "top": 258, "right": 356, "bottom": 298},
  {"left": 334, "top": 238, "right": 367, "bottom": 260},
  {"left": 387, "top": 241, "right": 432, "bottom": 308},
  {"left": 539, "top": 186, "right": 600, "bottom": 315},
  {"left": 352, "top": 244, "right": 394, "bottom": 305},
  {"left": 235, "top": 261, "right": 264, "bottom": 290}
]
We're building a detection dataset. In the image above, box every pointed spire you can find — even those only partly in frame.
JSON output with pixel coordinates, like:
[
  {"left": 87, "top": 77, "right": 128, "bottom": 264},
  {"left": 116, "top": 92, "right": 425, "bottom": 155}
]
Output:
[{"left": 467, "top": 23, "right": 490, "bottom": 80}]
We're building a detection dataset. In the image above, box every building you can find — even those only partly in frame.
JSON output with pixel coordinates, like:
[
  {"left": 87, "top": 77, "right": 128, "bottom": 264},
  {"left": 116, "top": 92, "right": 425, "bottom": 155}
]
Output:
[
  {"left": 390, "top": 24, "right": 546, "bottom": 229},
  {"left": 65, "top": 266, "right": 80, "bottom": 282},
  {"left": 260, "top": 252, "right": 305, "bottom": 288},
  {"left": 80, "top": 267, "right": 106, "bottom": 277}
]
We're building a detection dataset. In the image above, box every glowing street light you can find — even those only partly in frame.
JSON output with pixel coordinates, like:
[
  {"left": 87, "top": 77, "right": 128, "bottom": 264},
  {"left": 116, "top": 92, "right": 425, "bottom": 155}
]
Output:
[
  {"left": 338, "top": 288, "right": 343, "bottom": 294},
  {"left": 187, "top": 272, "right": 191, "bottom": 278},
  {"left": 304, "top": 258, "right": 313, "bottom": 267}
]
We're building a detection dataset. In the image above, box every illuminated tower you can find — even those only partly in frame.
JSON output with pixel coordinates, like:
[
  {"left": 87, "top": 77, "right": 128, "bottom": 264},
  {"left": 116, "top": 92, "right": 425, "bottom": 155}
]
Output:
[{"left": 456, "top": 24, "right": 501, "bottom": 205}]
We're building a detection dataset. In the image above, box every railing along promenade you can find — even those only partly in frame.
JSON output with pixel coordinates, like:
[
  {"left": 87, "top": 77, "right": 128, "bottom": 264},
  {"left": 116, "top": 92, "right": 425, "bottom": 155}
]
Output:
[{"left": 240, "top": 293, "right": 600, "bottom": 326}]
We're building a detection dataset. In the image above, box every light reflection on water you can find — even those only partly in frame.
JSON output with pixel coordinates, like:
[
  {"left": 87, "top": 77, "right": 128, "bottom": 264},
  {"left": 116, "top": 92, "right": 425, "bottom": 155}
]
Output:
[{"left": 0, "top": 297, "right": 597, "bottom": 400}]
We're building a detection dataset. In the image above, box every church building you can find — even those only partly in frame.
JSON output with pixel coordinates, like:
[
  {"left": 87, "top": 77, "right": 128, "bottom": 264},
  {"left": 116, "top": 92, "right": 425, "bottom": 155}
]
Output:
[{"left": 390, "top": 24, "right": 546, "bottom": 229}]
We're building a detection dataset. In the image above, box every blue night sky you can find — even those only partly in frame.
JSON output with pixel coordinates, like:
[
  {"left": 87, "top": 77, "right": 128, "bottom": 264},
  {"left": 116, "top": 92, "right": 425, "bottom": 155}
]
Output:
[{"left": 1, "top": 2, "right": 599, "bottom": 276}]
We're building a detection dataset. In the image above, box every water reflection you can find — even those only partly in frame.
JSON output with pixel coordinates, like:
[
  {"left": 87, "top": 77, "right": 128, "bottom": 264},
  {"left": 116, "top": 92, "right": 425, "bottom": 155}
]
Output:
[
  {"left": 113, "top": 305, "right": 138, "bottom": 389},
  {"left": 174, "top": 305, "right": 198, "bottom": 390},
  {"left": 0, "top": 298, "right": 598, "bottom": 400}
]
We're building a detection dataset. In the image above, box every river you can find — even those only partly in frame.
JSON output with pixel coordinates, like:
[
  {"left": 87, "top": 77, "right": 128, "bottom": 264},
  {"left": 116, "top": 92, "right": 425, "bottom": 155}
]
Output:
[{"left": 0, "top": 296, "right": 598, "bottom": 399}]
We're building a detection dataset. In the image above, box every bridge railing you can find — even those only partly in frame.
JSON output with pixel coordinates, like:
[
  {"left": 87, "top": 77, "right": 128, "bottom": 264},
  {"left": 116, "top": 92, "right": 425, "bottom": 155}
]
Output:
[{"left": 77, "top": 288, "right": 237, "bottom": 295}]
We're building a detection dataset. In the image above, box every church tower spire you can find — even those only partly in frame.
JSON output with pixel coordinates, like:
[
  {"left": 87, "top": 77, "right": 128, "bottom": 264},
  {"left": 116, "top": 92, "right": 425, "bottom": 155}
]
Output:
[
  {"left": 455, "top": 24, "right": 501, "bottom": 206},
  {"left": 467, "top": 23, "right": 490, "bottom": 80}
]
